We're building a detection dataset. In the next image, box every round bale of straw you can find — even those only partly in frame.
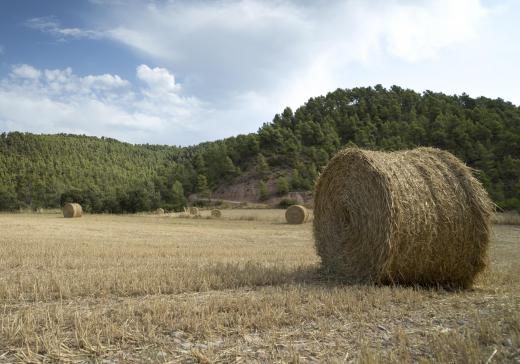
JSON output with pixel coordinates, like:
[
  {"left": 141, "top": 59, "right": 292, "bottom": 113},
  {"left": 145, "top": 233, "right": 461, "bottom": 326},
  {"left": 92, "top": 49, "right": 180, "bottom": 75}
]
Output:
[
  {"left": 155, "top": 208, "right": 165, "bottom": 215},
  {"left": 313, "top": 147, "right": 493, "bottom": 288},
  {"left": 189, "top": 207, "right": 199, "bottom": 215},
  {"left": 211, "top": 209, "right": 222, "bottom": 218},
  {"left": 63, "top": 203, "right": 83, "bottom": 218},
  {"left": 285, "top": 205, "right": 308, "bottom": 224}
]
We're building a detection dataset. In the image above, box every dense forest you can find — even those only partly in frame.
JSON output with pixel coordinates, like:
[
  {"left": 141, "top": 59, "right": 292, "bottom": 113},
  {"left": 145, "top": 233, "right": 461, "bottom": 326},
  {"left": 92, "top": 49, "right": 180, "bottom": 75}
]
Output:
[{"left": 1, "top": 85, "right": 519, "bottom": 212}]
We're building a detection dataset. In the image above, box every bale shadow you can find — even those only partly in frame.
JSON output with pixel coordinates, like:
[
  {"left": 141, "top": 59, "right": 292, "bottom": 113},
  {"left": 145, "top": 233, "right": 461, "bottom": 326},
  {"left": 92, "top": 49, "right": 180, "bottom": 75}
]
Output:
[{"left": 203, "top": 262, "right": 473, "bottom": 293}]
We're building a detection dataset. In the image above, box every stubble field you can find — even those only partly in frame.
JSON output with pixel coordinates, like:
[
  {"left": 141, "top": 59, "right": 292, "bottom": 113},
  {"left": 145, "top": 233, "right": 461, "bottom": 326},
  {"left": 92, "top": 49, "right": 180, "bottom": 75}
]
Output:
[{"left": 0, "top": 210, "right": 519, "bottom": 363}]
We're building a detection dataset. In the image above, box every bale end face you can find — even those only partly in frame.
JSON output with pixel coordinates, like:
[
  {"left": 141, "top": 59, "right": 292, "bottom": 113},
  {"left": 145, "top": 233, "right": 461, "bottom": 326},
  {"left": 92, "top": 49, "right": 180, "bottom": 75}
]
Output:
[
  {"left": 285, "top": 205, "right": 308, "bottom": 224},
  {"left": 63, "top": 203, "right": 83, "bottom": 218},
  {"left": 211, "top": 209, "right": 222, "bottom": 218}
]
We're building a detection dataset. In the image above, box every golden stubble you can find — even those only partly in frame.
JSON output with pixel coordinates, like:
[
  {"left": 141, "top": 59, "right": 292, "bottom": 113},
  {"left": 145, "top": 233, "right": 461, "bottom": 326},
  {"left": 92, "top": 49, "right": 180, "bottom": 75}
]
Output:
[{"left": 0, "top": 212, "right": 518, "bottom": 363}]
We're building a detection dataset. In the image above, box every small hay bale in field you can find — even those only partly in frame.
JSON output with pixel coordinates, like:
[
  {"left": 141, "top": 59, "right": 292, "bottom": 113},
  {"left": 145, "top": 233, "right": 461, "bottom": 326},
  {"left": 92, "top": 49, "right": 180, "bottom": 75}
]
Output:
[
  {"left": 36, "top": 207, "right": 44, "bottom": 214},
  {"left": 211, "top": 209, "right": 222, "bottom": 218},
  {"left": 62, "top": 203, "right": 83, "bottom": 218},
  {"left": 285, "top": 205, "right": 308, "bottom": 224},
  {"left": 155, "top": 208, "right": 165, "bottom": 215},
  {"left": 313, "top": 147, "right": 493, "bottom": 288},
  {"left": 189, "top": 207, "right": 199, "bottom": 215}
]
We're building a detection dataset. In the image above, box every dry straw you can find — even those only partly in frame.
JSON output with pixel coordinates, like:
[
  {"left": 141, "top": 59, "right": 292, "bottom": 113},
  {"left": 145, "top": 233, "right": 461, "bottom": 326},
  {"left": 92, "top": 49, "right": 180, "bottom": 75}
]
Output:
[
  {"left": 62, "top": 203, "right": 83, "bottom": 218},
  {"left": 211, "top": 209, "right": 222, "bottom": 218},
  {"left": 313, "top": 147, "right": 493, "bottom": 288},
  {"left": 285, "top": 205, "right": 309, "bottom": 224}
]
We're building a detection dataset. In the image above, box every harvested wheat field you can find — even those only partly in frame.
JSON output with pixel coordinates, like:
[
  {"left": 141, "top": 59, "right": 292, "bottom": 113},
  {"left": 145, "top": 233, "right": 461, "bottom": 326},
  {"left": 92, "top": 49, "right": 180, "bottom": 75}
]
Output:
[{"left": 0, "top": 211, "right": 519, "bottom": 363}]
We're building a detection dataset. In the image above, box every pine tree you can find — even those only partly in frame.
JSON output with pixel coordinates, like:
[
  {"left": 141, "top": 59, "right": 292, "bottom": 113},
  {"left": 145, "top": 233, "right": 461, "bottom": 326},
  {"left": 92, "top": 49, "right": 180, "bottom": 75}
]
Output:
[
  {"left": 196, "top": 174, "right": 210, "bottom": 199},
  {"left": 193, "top": 153, "right": 207, "bottom": 175},
  {"left": 276, "top": 177, "right": 289, "bottom": 196},
  {"left": 258, "top": 181, "right": 269, "bottom": 201},
  {"left": 170, "top": 181, "right": 187, "bottom": 211},
  {"left": 256, "top": 153, "right": 270, "bottom": 179}
]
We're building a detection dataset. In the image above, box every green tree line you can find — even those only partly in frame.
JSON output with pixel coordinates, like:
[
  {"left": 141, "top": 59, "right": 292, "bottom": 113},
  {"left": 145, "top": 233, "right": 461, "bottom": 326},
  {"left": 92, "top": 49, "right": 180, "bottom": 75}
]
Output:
[{"left": 1, "top": 85, "right": 519, "bottom": 212}]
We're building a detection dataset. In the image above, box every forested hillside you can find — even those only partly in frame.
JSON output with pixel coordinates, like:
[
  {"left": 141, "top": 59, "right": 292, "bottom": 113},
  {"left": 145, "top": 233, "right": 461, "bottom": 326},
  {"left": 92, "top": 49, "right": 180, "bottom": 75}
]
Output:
[{"left": 1, "top": 85, "right": 519, "bottom": 212}]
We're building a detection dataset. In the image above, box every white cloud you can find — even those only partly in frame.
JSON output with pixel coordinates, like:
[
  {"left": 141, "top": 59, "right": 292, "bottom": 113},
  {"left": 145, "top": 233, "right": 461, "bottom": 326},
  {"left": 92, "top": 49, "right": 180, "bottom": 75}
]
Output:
[
  {"left": 19, "top": 0, "right": 520, "bottom": 144},
  {"left": 25, "top": 17, "right": 102, "bottom": 40},
  {"left": 106, "top": 1, "right": 488, "bottom": 78},
  {"left": 0, "top": 65, "right": 209, "bottom": 144},
  {"left": 136, "top": 64, "right": 181, "bottom": 93},
  {"left": 100, "top": 0, "right": 492, "bottom": 131},
  {"left": 381, "top": 0, "right": 487, "bottom": 62},
  {"left": 11, "top": 64, "right": 42, "bottom": 79},
  {"left": 81, "top": 74, "right": 130, "bottom": 90}
]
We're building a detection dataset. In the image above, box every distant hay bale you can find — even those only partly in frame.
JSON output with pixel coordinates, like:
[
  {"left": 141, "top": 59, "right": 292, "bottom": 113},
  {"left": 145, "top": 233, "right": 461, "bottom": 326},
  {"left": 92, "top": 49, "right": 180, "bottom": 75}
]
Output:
[
  {"left": 62, "top": 203, "right": 83, "bottom": 218},
  {"left": 285, "top": 205, "right": 308, "bottom": 224},
  {"left": 189, "top": 207, "right": 199, "bottom": 215},
  {"left": 313, "top": 147, "right": 493, "bottom": 288},
  {"left": 36, "top": 207, "right": 44, "bottom": 214},
  {"left": 211, "top": 209, "right": 222, "bottom": 218},
  {"left": 155, "top": 208, "right": 165, "bottom": 215}
]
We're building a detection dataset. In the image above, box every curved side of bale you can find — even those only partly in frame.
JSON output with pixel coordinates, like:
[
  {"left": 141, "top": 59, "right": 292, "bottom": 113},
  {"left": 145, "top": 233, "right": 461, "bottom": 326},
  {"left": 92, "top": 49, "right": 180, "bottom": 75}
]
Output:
[
  {"left": 63, "top": 203, "right": 83, "bottom": 218},
  {"left": 285, "top": 205, "right": 308, "bottom": 224},
  {"left": 155, "top": 208, "right": 165, "bottom": 215},
  {"left": 313, "top": 147, "right": 493, "bottom": 288},
  {"left": 189, "top": 207, "right": 199, "bottom": 215},
  {"left": 211, "top": 209, "right": 222, "bottom": 218}
]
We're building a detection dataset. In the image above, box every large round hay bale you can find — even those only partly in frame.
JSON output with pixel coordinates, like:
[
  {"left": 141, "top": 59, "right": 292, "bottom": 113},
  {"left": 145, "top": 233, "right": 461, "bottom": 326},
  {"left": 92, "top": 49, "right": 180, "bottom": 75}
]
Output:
[
  {"left": 313, "top": 147, "right": 493, "bottom": 288},
  {"left": 211, "top": 209, "right": 222, "bottom": 218},
  {"left": 189, "top": 207, "right": 199, "bottom": 215},
  {"left": 62, "top": 203, "right": 83, "bottom": 218},
  {"left": 285, "top": 205, "right": 308, "bottom": 224},
  {"left": 155, "top": 208, "right": 165, "bottom": 215}
]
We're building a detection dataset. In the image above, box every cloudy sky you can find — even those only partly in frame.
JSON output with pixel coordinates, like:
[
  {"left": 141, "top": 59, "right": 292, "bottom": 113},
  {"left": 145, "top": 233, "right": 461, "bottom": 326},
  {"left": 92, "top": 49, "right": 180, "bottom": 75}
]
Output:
[{"left": 0, "top": 0, "right": 518, "bottom": 146}]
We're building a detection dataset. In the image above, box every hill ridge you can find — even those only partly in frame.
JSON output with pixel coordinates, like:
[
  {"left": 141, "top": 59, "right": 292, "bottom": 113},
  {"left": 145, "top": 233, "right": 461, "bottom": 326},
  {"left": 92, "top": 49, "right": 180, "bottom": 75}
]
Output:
[{"left": 1, "top": 85, "right": 519, "bottom": 212}]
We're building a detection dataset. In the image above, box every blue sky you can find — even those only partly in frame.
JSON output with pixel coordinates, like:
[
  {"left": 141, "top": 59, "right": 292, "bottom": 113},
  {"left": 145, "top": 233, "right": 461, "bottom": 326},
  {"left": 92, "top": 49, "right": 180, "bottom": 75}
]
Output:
[{"left": 0, "top": 0, "right": 519, "bottom": 146}]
